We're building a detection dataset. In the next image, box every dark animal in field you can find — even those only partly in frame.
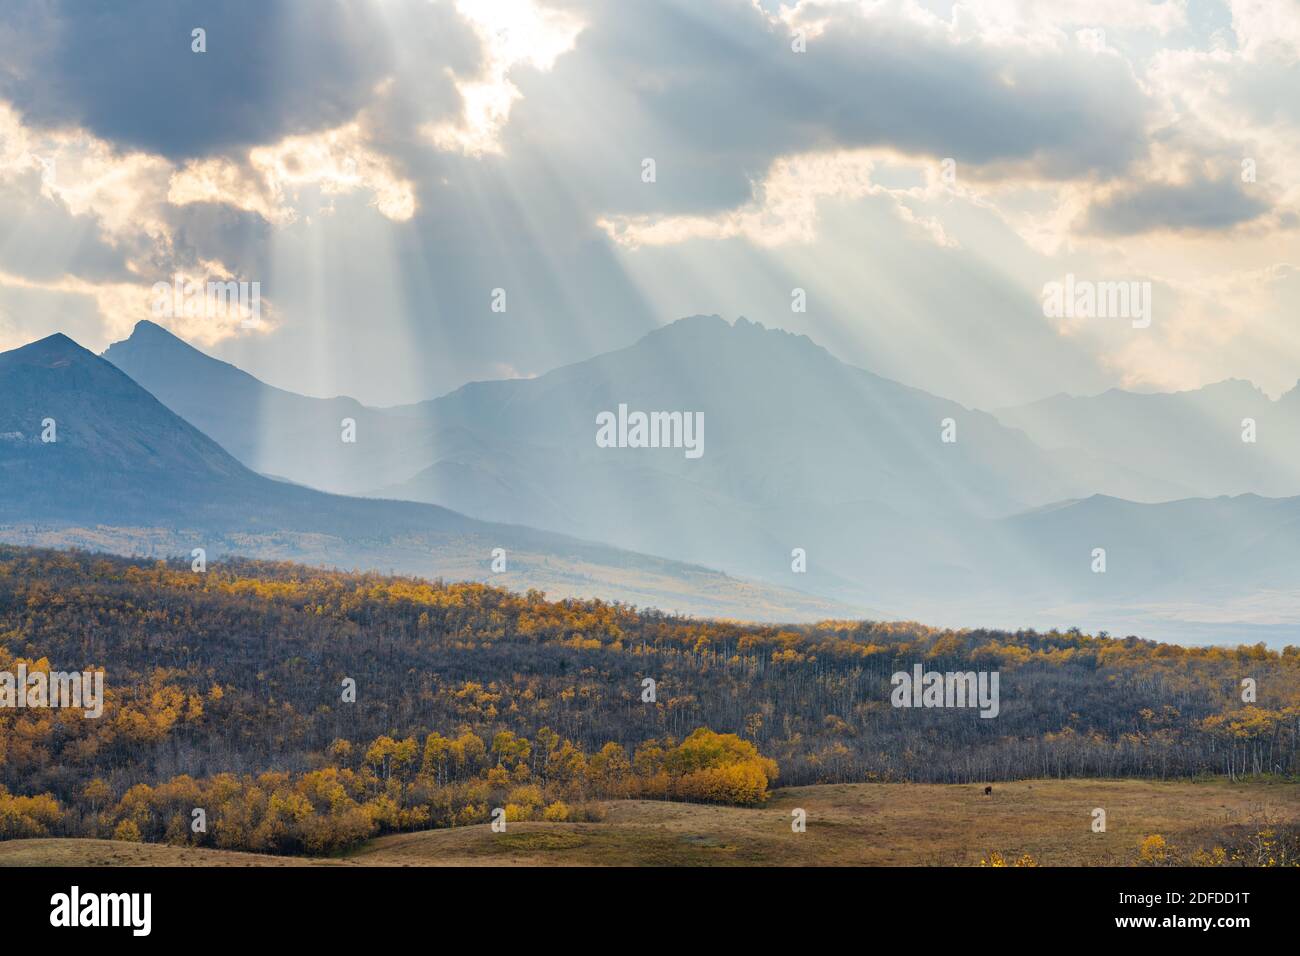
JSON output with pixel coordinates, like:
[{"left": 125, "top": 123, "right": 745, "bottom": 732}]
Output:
[{"left": 984, "top": 786, "right": 993, "bottom": 795}]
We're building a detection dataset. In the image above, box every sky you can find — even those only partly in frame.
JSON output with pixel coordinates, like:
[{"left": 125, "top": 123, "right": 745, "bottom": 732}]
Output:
[{"left": 1, "top": 0, "right": 1298, "bottom": 408}]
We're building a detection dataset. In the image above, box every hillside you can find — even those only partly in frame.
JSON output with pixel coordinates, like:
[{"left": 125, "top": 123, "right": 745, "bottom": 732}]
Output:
[
  {"left": 0, "top": 547, "right": 1295, "bottom": 859},
  {"left": 3, "top": 779, "right": 1296, "bottom": 867}
]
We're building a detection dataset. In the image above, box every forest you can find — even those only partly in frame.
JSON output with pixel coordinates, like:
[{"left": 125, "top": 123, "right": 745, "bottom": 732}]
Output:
[{"left": 0, "top": 545, "right": 1296, "bottom": 855}]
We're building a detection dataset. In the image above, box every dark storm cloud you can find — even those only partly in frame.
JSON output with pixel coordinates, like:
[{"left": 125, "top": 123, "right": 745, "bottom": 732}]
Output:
[
  {"left": 502, "top": 0, "right": 1153, "bottom": 217},
  {"left": 0, "top": 174, "right": 135, "bottom": 284},
  {"left": 1083, "top": 174, "right": 1272, "bottom": 235},
  {"left": 161, "top": 201, "right": 273, "bottom": 278},
  {"left": 0, "top": 0, "right": 475, "bottom": 161}
]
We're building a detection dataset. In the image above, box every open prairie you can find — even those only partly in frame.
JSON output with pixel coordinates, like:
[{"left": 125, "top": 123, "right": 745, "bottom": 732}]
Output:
[{"left": 3, "top": 778, "right": 1295, "bottom": 867}]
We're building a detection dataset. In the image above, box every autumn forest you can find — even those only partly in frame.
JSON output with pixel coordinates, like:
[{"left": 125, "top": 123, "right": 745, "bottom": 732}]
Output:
[{"left": 0, "top": 546, "right": 1296, "bottom": 856}]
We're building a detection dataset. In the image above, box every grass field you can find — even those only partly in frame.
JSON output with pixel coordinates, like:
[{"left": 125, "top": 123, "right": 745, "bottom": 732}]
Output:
[{"left": 2, "top": 778, "right": 1295, "bottom": 867}]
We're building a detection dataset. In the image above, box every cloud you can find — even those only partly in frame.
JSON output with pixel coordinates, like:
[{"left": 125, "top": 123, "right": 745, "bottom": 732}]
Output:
[
  {"left": 169, "top": 116, "right": 418, "bottom": 224},
  {"left": 0, "top": 99, "right": 276, "bottom": 347},
  {"left": 1, "top": 0, "right": 1299, "bottom": 410},
  {"left": 0, "top": 101, "right": 172, "bottom": 259},
  {"left": 1228, "top": 0, "right": 1300, "bottom": 62},
  {"left": 0, "top": 265, "right": 269, "bottom": 347},
  {"left": 1100, "top": 263, "right": 1300, "bottom": 397},
  {"left": 535, "top": 0, "right": 1153, "bottom": 200},
  {"left": 598, "top": 148, "right": 956, "bottom": 248},
  {"left": 0, "top": 0, "right": 400, "bottom": 160},
  {"left": 1083, "top": 172, "right": 1272, "bottom": 236},
  {"left": 425, "top": 0, "right": 586, "bottom": 156},
  {"left": 0, "top": 301, "right": 22, "bottom": 351}
]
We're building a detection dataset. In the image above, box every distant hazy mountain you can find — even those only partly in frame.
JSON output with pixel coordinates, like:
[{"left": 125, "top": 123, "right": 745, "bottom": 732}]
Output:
[
  {"left": 1000, "top": 492, "right": 1300, "bottom": 600},
  {"left": 90, "top": 316, "right": 1300, "bottom": 642},
  {"left": 1, "top": 333, "right": 861, "bottom": 622},
  {"left": 392, "top": 316, "right": 1072, "bottom": 511},
  {"left": 102, "top": 316, "right": 1077, "bottom": 603},
  {"left": 995, "top": 381, "right": 1300, "bottom": 499},
  {"left": 984, "top": 490, "right": 1300, "bottom": 646},
  {"left": 369, "top": 316, "right": 1105, "bottom": 597},
  {"left": 103, "top": 320, "right": 429, "bottom": 494}
]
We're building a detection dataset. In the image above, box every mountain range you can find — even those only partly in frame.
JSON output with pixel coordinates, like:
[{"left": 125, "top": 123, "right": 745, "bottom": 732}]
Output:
[
  {"left": 5, "top": 316, "right": 1300, "bottom": 643},
  {"left": 996, "top": 381, "right": 1300, "bottom": 500},
  {"left": 0, "top": 332, "right": 858, "bottom": 621}
]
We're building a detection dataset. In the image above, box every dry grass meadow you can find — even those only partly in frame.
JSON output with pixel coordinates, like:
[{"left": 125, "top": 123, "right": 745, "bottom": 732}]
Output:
[{"left": 2, "top": 777, "right": 1295, "bottom": 867}]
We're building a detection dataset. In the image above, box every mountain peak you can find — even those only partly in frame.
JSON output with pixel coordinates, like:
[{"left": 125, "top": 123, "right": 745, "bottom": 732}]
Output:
[
  {"left": 103, "top": 319, "right": 250, "bottom": 391},
  {"left": 641, "top": 313, "right": 827, "bottom": 358},
  {"left": 128, "top": 319, "right": 181, "bottom": 341},
  {"left": 20, "top": 331, "right": 79, "bottom": 352},
  {"left": 647, "top": 313, "right": 730, "bottom": 337},
  {"left": 1196, "top": 377, "right": 1267, "bottom": 399},
  {"left": 107, "top": 319, "right": 206, "bottom": 357},
  {"left": 2, "top": 331, "right": 98, "bottom": 369}
]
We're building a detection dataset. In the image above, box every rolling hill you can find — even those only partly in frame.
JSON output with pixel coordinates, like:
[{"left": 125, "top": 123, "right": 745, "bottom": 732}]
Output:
[{"left": 2, "top": 778, "right": 1294, "bottom": 867}]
